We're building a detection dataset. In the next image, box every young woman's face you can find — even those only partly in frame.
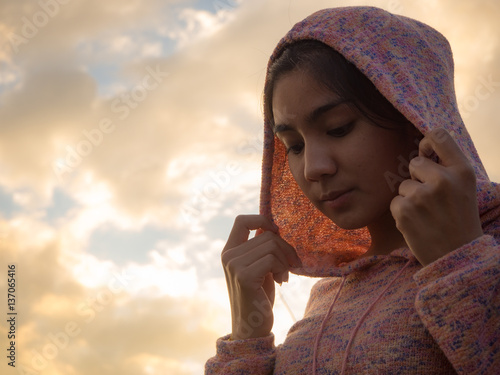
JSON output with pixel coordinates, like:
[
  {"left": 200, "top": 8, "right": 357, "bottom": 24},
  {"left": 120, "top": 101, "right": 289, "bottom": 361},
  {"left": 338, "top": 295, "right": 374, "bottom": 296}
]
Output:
[{"left": 272, "top": 69, "right": 421, "bottom": 230}]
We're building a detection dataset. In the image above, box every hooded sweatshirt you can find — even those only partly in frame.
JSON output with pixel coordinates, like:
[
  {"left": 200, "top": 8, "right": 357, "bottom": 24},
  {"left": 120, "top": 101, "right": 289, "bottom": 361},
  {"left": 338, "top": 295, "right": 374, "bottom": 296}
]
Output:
[{"left": 205, "top": 6, "right": 500, "bottom": 374}]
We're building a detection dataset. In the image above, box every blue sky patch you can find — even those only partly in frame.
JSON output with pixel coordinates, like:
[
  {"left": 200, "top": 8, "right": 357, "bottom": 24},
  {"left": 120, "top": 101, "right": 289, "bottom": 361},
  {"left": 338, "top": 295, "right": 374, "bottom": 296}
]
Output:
[
  {"left": 86, "top": 224, "right": 175, "bottom": 265},
  {"left": 45, "top": 188, "right": 79, "bottom": 224},
  {"left": 0, "top": 186, "right": 17, "bottom": 219}
]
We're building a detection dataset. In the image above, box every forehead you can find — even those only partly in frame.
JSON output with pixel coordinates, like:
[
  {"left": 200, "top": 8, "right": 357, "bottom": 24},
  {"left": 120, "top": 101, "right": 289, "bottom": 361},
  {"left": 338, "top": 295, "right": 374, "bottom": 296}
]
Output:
[
  {"left": 272, "top": 70, "right": 354, "bottom": 130},
  {"left": 272, "top": 70, "right": 342, "bottom": 120}
]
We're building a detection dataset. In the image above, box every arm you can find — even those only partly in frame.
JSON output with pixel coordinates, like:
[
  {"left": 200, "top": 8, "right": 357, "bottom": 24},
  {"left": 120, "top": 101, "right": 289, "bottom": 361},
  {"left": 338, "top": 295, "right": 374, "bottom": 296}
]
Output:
[
  {"left": 414, "top": 234, "right": 500, "bottom": 374},
  {"left": 205, "top": 215, "right": 301, "bottom": 373},
  {"left": 205, "top": 334, "right": 276, "bottom": 374}
]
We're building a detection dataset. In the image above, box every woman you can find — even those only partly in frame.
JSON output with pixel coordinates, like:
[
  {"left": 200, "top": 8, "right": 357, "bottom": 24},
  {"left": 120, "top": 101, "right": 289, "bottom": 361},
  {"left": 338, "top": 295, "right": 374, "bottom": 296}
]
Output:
[{"left": 206, "top": 6, "right": 500, "bottom": 374}]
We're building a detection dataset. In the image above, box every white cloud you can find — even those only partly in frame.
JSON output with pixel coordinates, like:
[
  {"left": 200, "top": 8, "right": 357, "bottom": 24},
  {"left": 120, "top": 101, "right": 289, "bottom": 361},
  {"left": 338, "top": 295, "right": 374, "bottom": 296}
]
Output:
[
  {"left": 166, "top": 7, "right": 236, "bottom": 47},
  {"left": 141, "top": 42, "right": 163, "bottom": 57}
]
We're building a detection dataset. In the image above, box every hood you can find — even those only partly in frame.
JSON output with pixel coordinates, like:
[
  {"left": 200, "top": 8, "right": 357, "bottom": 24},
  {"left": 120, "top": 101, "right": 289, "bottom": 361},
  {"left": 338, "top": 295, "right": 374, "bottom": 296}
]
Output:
[{"left": 259, "top": 6, "right": 500, "bottom": 277}]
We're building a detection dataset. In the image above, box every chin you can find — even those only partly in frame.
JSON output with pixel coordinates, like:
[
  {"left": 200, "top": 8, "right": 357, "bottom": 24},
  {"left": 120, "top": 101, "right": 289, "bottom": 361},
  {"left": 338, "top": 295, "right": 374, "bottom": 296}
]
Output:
[
  {"left": 333, "top": 220, "right": 366, "bottom": 230},
  {"left": 322, "top": 211, "right": 368, "bottom": 230}
]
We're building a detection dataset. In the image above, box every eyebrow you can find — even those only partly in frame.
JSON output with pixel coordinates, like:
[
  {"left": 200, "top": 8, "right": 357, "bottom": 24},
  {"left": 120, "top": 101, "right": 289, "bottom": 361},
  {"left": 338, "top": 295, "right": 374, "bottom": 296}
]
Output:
[{"left": 273, "top": 99, "right": 349, "bottom": 134}]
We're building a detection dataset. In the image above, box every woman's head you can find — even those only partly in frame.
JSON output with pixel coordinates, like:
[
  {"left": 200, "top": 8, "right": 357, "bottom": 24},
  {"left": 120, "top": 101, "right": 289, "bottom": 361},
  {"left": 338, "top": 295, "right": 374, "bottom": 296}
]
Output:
[
  {"left": 266, "top": 40, "right": 422, "bottom": 230},
  {"left": 271, "top": 65, "right": 422, "bottom": 230},
  {"left": 259, "top": 7, "right": 488, "bottom": 276}
]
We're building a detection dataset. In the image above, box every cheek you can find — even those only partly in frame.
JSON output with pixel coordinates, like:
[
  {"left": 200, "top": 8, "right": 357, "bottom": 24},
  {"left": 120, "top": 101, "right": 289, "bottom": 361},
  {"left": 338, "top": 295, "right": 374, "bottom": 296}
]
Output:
[
  {"left": 372, "top": 142, "right": 419, "bottom": 196},
  {"left": 288, "top": 158, "right": 319, "bottom": 201},
  {"left": 358, "top": 144, "right": 407, "bottom": 194},
  {"left": 288, "top": 158, "right": 305, "bottom": 186}
]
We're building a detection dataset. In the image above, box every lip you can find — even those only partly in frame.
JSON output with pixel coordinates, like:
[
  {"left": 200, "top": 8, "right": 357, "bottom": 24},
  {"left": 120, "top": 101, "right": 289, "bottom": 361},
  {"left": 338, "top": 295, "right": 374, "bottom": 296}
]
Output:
[
  {"left": 320, "top": 189, "right": 352, "bottom": 202},
  {"left": 319, "top": 189, "right": 353, "bottom": 210}
]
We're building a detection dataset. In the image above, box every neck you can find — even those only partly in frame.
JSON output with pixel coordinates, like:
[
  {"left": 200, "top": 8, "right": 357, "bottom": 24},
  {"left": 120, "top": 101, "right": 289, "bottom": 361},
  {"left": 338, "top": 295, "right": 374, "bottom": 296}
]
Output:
[{"left": 364, "top": 210, "right": 408, "bottom": 257}]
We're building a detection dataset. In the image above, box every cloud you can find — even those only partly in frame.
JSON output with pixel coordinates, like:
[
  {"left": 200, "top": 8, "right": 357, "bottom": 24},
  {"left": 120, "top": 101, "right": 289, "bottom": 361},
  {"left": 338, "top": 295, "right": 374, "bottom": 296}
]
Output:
[
  {"left": 2, "top": 0, "right": 496, "bottom": 224},
  {"left": 0, "top": 213, "right": 222, "bottom": 374},
  {"left": 0, "top": 0, "right": 266, "bottom": 224}
]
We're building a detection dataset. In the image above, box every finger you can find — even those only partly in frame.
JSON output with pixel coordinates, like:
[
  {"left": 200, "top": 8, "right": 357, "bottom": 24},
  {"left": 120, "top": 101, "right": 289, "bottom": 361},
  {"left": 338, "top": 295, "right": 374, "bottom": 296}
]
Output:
[
  {"left": 225, "top": 231, "right": 301, "bottom": 268},
  {"left": 418, "top": 128, "right": 467, "bottom": 167},
  {"left": 255, "top": 227, "right": 276, "bottom": 237},
  {"left": 252, "top": 232, "right": 301, "bottom": 268},
  {"left": 232, "top": 236, "right": 293, "bottom": 270},
  {"left": 408, "top": 155, "right": 443, "bottom": 184},
  {"left": 238, "top": 254, "right": 289, "bottom": 290},
  {"left": 225, "top": 215, "right": 278, "bottom": 250},
  {"left": 397, "top": 178, "right": 422, "bottom": 197},
  {"left": 389, "top": 194, "right": 404, "bottom": 219}
]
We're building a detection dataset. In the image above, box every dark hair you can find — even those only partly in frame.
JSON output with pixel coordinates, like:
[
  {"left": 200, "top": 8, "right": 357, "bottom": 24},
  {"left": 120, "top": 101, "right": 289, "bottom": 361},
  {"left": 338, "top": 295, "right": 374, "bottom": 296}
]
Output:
[{"left": 264, "top": 40, "right": 413, "bottom": 131}]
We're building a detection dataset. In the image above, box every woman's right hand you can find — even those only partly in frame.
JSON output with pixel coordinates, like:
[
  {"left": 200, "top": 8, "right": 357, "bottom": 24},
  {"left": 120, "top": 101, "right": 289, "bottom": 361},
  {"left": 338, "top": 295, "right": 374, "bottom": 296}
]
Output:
[{"left": 221, "top": 214, "right": 301, "bottom": 340}]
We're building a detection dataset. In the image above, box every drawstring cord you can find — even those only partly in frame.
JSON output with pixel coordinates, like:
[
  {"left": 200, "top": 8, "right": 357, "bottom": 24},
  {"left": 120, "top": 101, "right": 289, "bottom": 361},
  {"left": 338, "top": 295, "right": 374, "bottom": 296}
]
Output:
[
  {"left": 313, "top": 259, "right": 413, "bottom": 375},
  {"left": 312, "top": 276, "right": 347, "bottom": 373},
  {"left": 340, "top": 259, "right": 412, "bottom": 373}
]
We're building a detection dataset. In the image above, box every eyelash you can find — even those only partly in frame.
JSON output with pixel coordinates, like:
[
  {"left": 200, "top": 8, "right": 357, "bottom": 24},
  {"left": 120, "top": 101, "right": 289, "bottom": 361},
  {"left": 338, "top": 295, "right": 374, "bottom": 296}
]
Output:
[
  {"left": 328, "top": 122, "right": 354, "bottom": 137},
  {"left": 287, "top": 144, "right": 304, "bottom": 155},
  {"left": 286, "top": 122, "right": 355, "bottom": 155}
]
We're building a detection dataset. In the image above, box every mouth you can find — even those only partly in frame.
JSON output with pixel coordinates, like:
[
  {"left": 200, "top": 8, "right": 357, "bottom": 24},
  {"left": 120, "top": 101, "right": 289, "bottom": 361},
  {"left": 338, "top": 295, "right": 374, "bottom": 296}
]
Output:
[
  {"left": 319, "top": 189, "right": 354, "bottom": 210},
  {"left": 320, "top": 189, "right": 352, "bottom": 202}
]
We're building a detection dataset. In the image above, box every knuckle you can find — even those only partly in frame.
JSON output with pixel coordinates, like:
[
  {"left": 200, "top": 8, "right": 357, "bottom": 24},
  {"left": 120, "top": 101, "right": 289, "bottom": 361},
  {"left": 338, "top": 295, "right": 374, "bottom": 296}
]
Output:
[
  {"left": 267, "top": 236, "right": 279, "bottom": 247},
  {"left": 389, "top": 196, "right": 399, "bottom": 213},
  {"left": 431, "top": 172, "right": 452, "bottom": 193},
  {"left": 264, "top": 253, "right": 286, "bottom": 271},
  {"left": 221, "top": 250, "right": 231, "bottom": 266},
  {"left": 260, "top": 232, "right": 282, "bottom": 249},
  {"left": 259, "top": 230, "right": 273, "bottom": 240},
  {"left": 263, "top": 253, "right": 276, "bottom": 265},
  {"left": 391, "top": 200, "right": 410, "bottom": 227},
  {"left": 459, "top": 164, "right": 476, "bottom": 183},
  {"left": 224, "top": 258, "right": 236, "bottom": 272},
  {"left": 413, "top": 194, "right": 430, "bottom": 210},
  {"left": 398, "top": 179, "right": 411, "bottom": 192},
  {"left": 234, "top": 214, "right": 246, "bottom": 225},
  {"left": 411, "top": 187, "right": 430, "bottom": 206},
  {"left": 409, "top": 156, "right": 424, "bottom": 169}
]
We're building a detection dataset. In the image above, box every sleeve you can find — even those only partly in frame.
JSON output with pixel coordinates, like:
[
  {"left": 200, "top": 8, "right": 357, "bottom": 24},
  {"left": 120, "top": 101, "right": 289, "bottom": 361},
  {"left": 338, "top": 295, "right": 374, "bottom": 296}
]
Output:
[
  {"left": 413, "top": 234, "right": 500, "bottom": 375},
  {"left": 204, "top": 333, "right": 276, "bottom": 374}
]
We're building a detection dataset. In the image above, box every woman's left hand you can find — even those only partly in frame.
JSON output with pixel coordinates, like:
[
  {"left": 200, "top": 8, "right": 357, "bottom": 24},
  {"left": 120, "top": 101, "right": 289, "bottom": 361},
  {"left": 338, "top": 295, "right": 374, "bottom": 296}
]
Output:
[{"left": 390, "top": 128, "right": 484, "bottom": 266}]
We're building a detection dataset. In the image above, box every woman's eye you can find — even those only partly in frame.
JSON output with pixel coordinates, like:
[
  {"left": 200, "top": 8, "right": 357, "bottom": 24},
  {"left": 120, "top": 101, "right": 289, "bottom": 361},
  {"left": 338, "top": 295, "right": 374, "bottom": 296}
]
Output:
[
  {"left": 327, "top": 122, "right": 354, "bottom": 137},
  {"left": 286, "top": 143, "right": 304, "bottom": 155}
]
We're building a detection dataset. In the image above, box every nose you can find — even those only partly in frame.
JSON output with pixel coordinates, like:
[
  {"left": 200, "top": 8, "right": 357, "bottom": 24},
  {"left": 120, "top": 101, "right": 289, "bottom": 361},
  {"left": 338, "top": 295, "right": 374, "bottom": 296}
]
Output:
[{"left": 303, "top": 140, "right": 337, "bottom": 181}]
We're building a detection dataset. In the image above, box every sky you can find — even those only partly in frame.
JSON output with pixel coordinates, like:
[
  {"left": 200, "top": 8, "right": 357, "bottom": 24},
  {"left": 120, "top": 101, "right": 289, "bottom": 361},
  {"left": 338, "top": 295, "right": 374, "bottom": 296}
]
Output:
[{"left": 0, "top": 0, "right": 499, "bottom": 374}]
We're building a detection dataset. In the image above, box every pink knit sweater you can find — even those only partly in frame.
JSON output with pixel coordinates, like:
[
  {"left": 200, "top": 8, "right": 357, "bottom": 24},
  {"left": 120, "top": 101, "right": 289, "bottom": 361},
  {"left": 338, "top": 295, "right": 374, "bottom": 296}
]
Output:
[
  {"left": 206, "top": 6, "right": 500, "bottom": 374},
  {"left": 207, "top": 237, "right": 499, "bottom": 373}
]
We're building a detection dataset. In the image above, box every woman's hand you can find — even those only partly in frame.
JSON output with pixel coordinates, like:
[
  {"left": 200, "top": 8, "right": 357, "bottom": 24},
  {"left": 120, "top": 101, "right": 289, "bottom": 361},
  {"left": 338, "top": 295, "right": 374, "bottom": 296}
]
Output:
[
  {"left": 221, "top": 214, "right": 301, "bottom": 340},
  {"left": 390, "top": 128, "right": 484, "bottom": 266}
]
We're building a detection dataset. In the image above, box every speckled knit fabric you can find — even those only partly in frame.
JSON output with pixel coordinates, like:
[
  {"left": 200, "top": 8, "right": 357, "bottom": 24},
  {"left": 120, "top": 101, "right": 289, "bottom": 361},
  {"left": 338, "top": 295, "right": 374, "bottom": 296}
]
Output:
[{"left": 206, "top": 6, "right": 500, "bottom": 374}]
